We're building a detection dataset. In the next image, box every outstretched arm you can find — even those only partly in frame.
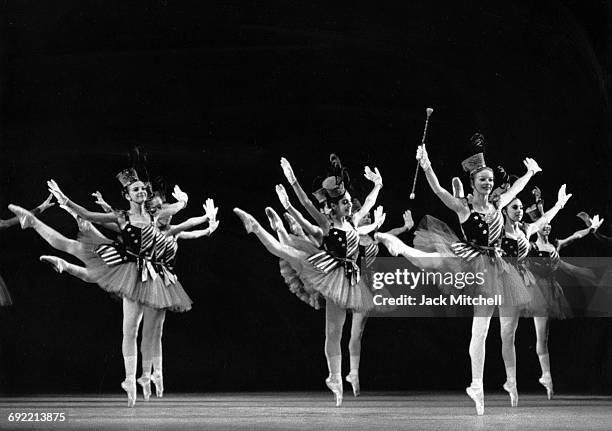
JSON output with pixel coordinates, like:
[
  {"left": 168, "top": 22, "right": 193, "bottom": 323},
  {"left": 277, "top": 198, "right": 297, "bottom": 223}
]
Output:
[
  {"left": 384, "top": 210, "right": 414, "bottom": 237},
  {"left": 166, "top": 199, "right": 217, "bottom": 236},
  {"left": 352, "top": 167, "right": 383, "bottom": 225},
  {"left": 157, "top": 185, "right": 188, "bottom": 218},
  {"left": 356, "top": 206, "right": 386, "bottom": 236},
  {"left": 524, "top": 185, "right": 572, "bottom": 238},
  {"left": 276, "top": 184, "right": 324, "bottom": 241},
  {"left": 417, "top": 146, "right": 467, "bottom": 214},
  {"left": 280, "top": 157, "right": 330, "bottom": 230},
  {"left": 498, "top": 158, "right": 541, "bottom": 208},
  {"left": 176, "top": 220, "right": 219, "bottom": 240},
  {"left": 558, "top": 214, "right": 604, "bottom": 249},
  {"left": 48, "top": 180, "right": 118, "bottom": 225}
]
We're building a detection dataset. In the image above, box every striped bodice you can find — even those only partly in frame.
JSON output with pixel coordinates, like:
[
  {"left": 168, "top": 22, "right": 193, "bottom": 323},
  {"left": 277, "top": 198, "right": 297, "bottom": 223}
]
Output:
[
  {"left": 501, "top": 227, "right": 530, "bottom": 261},
  {"left": 160, "top": 235, "right": 179, "bottom": 269},
  {"left": 306, "top": 226, "right": 361, "bottom": 285},
  {"left": 97, "top": 215, "right": 158, "bottom": 265},
  {"left": 461, "top": 205, "right": 503, "bottom": 246},
  {"left": 529, "top": 242, "right": 561, "bottom": 272},
  {"left": 451, "top": 204, "right": 503, "bottom": 262},
  {"left": 359, "top": 240, "right": 380, "bottom": 268},
  {"left": 323, "top": 227, "right": 360, "bottom": 260}
]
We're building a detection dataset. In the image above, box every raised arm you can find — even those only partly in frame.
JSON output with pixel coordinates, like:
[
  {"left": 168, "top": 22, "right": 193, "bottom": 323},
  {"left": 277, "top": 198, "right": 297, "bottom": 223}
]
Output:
[
  {"left": 276, "top": 184, "right": 324, "bottom": 241},
  {"left": 417, "top": 146, "right": 467, "bottom": 214},
  {"left": 280, "top": 157, "right": 330, "bottom": 230},
  {"left": 356, "top": 205, "right": 386, "bottom": 236},
  {"left": 384, "top": 210, "right": 414, "bottom": 237},
  {"left": 166, "top": 198, "right": 217, "bottom": 237},
  {"left": 352, "top": 166, "right": 383, "bottom": 226},
  {"left": 497, "top": 158, "right": 541, "bottom": 208},
  {"left": 524, "top": 184, "right": 572, "bottom": 238},
  {"left": 157, "top": 185, "right": 188, "bottom": 218},
  {"left": 48, "top": 180, "right": 119, "bottom": 225},
  {"left": 558, "top": 214, "right": 604, "bottom": 249}
]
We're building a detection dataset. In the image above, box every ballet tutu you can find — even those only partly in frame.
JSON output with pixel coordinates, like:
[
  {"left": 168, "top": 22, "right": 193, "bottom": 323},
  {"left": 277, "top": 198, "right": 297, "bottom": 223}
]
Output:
[
  {"left": 281, "top": 235, "right": 374, "bottom": 312},
  {"left": 521, "top": 270, "right": 571, "bottom": 319},
  {"left": 0, "top": 274, "right": 13, "bottom": 306},
  {"left": 77, "top": 231, "right": 193, "bottom": 312},
  {"left": 279, "top": 259, "right": 324, "bottom": 310},
  {"left": 413, "top": 215, "right": 531, "bottom": 307}
]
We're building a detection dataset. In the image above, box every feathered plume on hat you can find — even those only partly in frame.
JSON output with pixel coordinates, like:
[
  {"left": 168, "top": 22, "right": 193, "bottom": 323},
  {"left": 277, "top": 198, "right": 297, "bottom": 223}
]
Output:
[
  {"left": 312, "top": 153, "right": 351, "bottom": 203},
  {"left": 461, "top": 132, "right": 488, "bottom": 175},
  {"left": 117, "top": 146, "right": 152, "bottom": 190},
  {"left": 525, "top": 186, "right": 544, "bottom": 222}
]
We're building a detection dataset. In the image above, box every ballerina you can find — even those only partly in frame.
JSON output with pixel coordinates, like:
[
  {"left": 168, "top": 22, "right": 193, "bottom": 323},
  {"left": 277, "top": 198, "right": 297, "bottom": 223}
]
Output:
[
  {"left": 234, "top": 157, "right": 382, "bottom": 406},
  {"left": 40, "top": 187, "right": 218, "bottom": 401},
  {"left": 374, "top": 134, "right": 541, "bottom": 415},
  {"left": 274, "top": 180, "right": 403, "bottom": 396},
  {"left": 9, "top": 170, "right": 191, "bottom": 407},
  {"left": 523, "top": 194, "right": 602, "bottom": 399},
  {"left": 498, "top": 184, "right": 571, "bottom": 405},
  {"left": 134, "top": 192, "right": 219, "bottom": 401},
  {"left": 277, "top": 156, "right": 391, "bottom": 398}
]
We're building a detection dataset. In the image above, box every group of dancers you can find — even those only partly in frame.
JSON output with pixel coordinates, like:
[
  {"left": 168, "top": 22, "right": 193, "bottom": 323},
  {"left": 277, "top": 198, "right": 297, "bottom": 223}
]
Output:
[
  {"left": 233, "top": 133, "right": 606, "bottom": 415},
  {"left": 2, "top": 160, "right": 219, "bottom": 407},
  {"left": 0, "top": 131, "right": 608, "bottom": 416}
]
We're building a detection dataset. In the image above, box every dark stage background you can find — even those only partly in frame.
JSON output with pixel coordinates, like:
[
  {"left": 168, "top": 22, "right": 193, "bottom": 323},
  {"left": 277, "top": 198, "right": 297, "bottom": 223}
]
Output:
[{"left": 1, "top": 1, "right": 611, "bottom": 394}]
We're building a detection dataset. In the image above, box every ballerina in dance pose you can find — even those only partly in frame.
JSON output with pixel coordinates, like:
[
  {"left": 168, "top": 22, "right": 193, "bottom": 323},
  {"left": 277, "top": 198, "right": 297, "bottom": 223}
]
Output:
[
  {"left": 521, "top": 192, "right": 602, "bottom": 399},
  {"left": 374, "top": 133, "right": 543, "bottom": 415},
  {"left": 41, "top": 188, "right": 218, "bottom": 401},
  {"left": 234, "top": 156, "right": 383, "bottom": 406},
  {"left": 498, "top": 184, "right": 571, "bottom": 405},
  {"left": 274, "top": 175, "right": 407, "bottom": 397},
  {"left": 8, "top": 170, "right": 191, "bottom": 407},
  {"left": 0, "top": 195, "right": 55, "bottom": 305}
]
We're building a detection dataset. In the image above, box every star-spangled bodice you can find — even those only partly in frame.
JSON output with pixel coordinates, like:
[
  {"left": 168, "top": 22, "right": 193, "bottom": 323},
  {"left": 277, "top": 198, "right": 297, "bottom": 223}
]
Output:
[
  {"left": 528, "top": 242, "right": 561, "bottom": 273},
  {"left": 451, "top": 204, "right": 503, "bottom": 261},
  {"left": 95, "top": 212, "right": 176, "bottom": 284},
  {"left": 501, "top": 225, "right": 530, "bottom": 261},
  {"left": 307, "top": 226, "right": 361, "bottom": 285}
]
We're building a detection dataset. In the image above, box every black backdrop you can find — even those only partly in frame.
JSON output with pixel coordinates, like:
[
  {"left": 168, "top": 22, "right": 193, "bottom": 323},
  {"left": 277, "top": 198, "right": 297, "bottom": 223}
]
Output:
[{"left": 1, "top": 0, "right": 611, "bottom": 394}]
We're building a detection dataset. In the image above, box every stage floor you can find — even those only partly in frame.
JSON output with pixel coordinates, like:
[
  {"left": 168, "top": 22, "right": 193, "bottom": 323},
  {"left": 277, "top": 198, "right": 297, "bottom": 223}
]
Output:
[{"left": 1, "top": 392, "right": 611, "bottom": 430}]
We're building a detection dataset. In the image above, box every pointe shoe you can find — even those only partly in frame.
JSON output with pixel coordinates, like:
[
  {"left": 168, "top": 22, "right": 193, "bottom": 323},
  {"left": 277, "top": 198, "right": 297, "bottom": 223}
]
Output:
[
  {"left": 325, "top": 377, "right": 343, "bottom": 407},
  {"left": 503, "top": 381, "right": 519, "bottom": 407},
  {"left": 137, "top": 375, "right": 152, "bottom": 401},
  {"left": 539, "top": 376, "right": 554, "bottom": 400},
  {"left": 121, "top": 379, "right": 137, "bottom": 407},
  {"left": 8, "top": 204, "right": 35, "bottom": 229},
  {"left": 373, "top": 232, "right": 402, "bottom": 257},
  {"left": 466, "top": 386, "right": 484, "bottom": 416},
  {"left": 233, "top": 208, "right": 259, "bottom": 234},
  {"left": 151, "top": 372, "right": 164, "bottom": 398},
  {"left": 265, "top": 207, "right": 283, "bottom": 232},
  {"left": 345, "top": 373, "right": 360, "bottom": 397},
  {"left": 39, "top": 255, "right": 65, "bottom": 274}
]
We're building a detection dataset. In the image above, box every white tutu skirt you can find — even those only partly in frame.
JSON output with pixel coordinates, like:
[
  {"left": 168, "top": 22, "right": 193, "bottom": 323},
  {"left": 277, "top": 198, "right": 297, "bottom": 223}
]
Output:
[
  {"left": 413, "top": 216, "right": 531, "bottom": 307},
  {"left": 77, "top": 228, "right": 193, "bottom": 312}
]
